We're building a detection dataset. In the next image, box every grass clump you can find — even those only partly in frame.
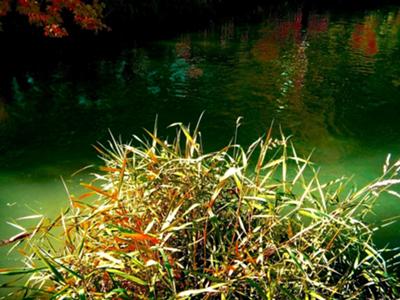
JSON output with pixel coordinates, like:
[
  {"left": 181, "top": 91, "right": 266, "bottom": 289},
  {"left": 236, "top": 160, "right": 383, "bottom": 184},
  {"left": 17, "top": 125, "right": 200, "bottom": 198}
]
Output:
[{"left": 1, "top": 119, "right": 400, "bottom": 299}]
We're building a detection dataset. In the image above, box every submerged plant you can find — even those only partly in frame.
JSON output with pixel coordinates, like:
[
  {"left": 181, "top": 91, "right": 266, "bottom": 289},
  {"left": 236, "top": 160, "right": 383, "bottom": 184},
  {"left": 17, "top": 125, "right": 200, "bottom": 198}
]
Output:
[{"left": 1, "top": 118, "right": 400, "bottom": 299}]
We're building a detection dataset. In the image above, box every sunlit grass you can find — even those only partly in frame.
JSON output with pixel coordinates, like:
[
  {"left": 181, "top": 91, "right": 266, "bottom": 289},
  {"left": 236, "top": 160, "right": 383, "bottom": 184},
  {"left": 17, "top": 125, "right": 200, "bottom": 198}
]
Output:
[{"left": 1, "top": 118, "right": 400, "bottom": 299}]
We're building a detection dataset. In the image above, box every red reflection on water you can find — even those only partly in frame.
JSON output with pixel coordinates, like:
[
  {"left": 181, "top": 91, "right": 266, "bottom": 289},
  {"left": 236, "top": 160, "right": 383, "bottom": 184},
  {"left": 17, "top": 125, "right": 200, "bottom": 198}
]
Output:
[
  {"left": 175, "top": 37, "right": 204, "bottom": 79},
  {"left": 351, "top": 18, "right": 379, "bottom": 56},
  {"left": 252, "top": 35, "right": 279, "bottom": 62},
  {"left": 277, "top": 11, "right": 303, "bottom": 42},
  {"left": 187, "top": 65, "right": 203, "bottom": 79},
  {"left": 308, "top": 15, "right": 329, "bottom": 36},
  {"left": 366, "top": 36, "right": 378, "bottom": 56},
  {"left": 293, "top": 12, "right": 302, "bottom": 42},
  {"left": 0, "top": 99, "right": 9, "bottom": 122},
  {"left": 176, "top": 39, "right": 191, "bottom": 59}
]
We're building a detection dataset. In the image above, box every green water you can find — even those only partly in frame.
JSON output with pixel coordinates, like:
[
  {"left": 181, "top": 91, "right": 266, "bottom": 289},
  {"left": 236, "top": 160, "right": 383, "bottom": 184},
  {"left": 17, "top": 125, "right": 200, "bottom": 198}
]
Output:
[{"left": 1, "top": 4, "right": 400, "bottom": 273}]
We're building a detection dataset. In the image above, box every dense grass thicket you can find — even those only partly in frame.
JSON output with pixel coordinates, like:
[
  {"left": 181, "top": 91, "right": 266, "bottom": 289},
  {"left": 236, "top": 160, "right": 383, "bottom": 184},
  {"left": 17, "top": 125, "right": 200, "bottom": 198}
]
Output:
[{"left": 1, "top": 119, "right": 400, "bottom": 299}]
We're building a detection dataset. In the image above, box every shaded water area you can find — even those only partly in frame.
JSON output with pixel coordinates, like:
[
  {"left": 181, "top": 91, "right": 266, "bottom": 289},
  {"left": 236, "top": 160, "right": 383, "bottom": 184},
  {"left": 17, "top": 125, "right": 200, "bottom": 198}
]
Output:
[{"left": 1, "top": 2, "right": 400, "bottom": 274}]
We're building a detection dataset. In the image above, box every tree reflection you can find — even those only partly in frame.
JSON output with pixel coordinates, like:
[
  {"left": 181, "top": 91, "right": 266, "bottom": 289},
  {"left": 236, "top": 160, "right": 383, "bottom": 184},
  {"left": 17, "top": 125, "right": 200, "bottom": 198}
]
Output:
[
  {"left": 1, "top": 5, "right": 400, "bottom": 164},
  {"left": 351, "top": 16, "right": 379, "bottom": 63},
  {"left": 0, "top": 99, "right": 8, "bottom": 122}
]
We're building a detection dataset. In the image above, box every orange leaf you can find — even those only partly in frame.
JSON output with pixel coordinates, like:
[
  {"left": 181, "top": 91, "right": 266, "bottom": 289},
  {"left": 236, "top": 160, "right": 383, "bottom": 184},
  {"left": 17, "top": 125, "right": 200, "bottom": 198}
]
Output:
[
  {"left": 100, "top": 166, "right": 121, "bottom": 173},
  {"left": 17, "top": 248, "right": 27, "bottom": 256},
  {"left": 114, "top": 237, "right": 126, "bottom": 244},
  {"left": 235, "top": 240, "right": 240, "bottom": 257},
  {"left": 287, "top": 221, "right": 293, "bottom": 239},
  {"left": 72, "top": 201, "right": 86, "bottom": 209},
  {"left": 78, "top": 192, "right": 95, "bottom": 200},
  {"left": 81, "top": 183, "right": 117, "bottom": 200},
  {"left": 246, "top": 255, "right": 257, "bottom": 264},
  {"left": 122, "top": 233, "right": 159, "bottom": 244},
  {"left": 46, "top": 286, "right": 56, "bottom": 292}
]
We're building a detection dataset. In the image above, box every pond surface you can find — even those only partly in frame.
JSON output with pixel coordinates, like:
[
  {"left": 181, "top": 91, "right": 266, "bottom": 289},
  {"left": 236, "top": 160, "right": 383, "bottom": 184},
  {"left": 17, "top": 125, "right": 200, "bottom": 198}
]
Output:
[{"left": 1, "top": 3, "right": 400, "bottom": 271}]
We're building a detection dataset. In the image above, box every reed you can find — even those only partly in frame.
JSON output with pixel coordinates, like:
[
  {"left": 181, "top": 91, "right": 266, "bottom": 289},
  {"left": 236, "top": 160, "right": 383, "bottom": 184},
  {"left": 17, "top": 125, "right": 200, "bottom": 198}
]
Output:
[{"left": 1, "top": 119, "right": 400, "bottom": 299}]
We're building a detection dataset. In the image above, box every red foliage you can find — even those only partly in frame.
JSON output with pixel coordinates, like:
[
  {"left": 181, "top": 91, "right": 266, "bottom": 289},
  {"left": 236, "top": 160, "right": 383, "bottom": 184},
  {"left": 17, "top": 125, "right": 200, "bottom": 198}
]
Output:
[
  {"left": 308, "top": 15, "right": 329, "bottom": 36},
  {"left": 0, "top": 0, "right": 107, "bottom": 37},
  {"left": 44, "top": 23, "right": 68, "bottom": 37}
]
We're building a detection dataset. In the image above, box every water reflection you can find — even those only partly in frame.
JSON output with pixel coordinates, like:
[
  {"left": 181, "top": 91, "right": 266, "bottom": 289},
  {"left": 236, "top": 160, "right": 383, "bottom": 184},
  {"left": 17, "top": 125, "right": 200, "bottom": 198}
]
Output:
[
  {"left": 0, "top": 6, "right": 400, "bottom": 216},
  {"left": 1, "top": 8, "right": 400, "bottom": 142},
  {"left": 2, "top": 7, "right": 400, "bottom": 161},
  {"left": 0, "top": 99, "right": 8, "bottom": 122}
]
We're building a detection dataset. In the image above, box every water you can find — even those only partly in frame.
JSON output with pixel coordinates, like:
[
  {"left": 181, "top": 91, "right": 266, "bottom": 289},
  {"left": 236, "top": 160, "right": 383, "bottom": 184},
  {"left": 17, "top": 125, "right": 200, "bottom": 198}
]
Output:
[{"left": 1, "top": 4, "right": 400, "bottom": 271}]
